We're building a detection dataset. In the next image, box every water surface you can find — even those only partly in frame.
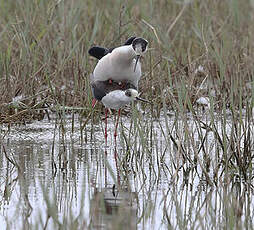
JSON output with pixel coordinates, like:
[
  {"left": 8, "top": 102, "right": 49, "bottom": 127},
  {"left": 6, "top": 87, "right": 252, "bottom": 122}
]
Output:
[{"left": 0, "top": 113, "right": 253, "bottom": 229}]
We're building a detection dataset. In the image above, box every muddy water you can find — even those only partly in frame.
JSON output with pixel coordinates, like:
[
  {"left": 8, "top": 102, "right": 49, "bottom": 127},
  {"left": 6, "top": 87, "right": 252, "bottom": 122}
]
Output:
[{"left": 0, "top": 114, "right": 253, "bottom": 229}]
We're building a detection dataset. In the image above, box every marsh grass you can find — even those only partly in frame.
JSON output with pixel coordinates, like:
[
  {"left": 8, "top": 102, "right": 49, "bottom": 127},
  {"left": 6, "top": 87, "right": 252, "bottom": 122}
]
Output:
[{"left": 0, "top": 0, "right": 253, "bottom": 121}]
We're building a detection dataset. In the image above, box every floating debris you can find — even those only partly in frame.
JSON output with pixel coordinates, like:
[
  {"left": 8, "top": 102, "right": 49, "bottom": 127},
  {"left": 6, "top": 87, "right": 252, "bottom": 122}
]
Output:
[{"left": 196, "top": 97, "right": 210, "bottom": 109}]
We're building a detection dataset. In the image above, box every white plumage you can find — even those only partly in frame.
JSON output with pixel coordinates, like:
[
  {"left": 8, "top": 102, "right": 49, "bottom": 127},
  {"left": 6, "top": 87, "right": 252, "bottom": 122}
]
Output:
[
  {"left": 101, "top": 89, "right": 139, "bottom": 110},
  {"left": 93, "top": 45, "right": 142, "bottom": 88},
  {"left": 88, "top": 37, "right": 149, "bottom": 143}
]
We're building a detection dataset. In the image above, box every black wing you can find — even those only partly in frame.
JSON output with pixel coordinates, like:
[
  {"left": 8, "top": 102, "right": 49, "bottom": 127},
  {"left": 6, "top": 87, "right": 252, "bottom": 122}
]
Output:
[
  {"left": 88, "top": 46, "right": 109, "bottom": 60},
  {"left": 88, "top": 36, "right": 137, "bottom": 60},
  {"left": 124, "top": 36, "right": 136, "bottom": 45}
]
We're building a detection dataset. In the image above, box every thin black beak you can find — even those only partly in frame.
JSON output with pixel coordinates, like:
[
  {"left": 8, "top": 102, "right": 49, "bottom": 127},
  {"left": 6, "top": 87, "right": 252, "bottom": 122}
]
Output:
[
  {"left": 136, "top": 97, "right": 151, "bottom": 104},
  {"left": 133, "top": 55, "right": 140, "bottom": 72}
]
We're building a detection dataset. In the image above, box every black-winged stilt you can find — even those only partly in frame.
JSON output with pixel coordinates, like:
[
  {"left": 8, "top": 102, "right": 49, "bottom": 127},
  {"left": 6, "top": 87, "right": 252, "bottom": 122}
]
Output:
[
  {"left": 100, "top": 88, "right": 149, "bottom": 143},
  {"left": 89, "top": 37, "right": 148, "bottom": 89},
  {"left": 89, "top": 37, "right": 149, "bottom": 143},
  {"left": 90, "top": 77, "right": 149, "bottom": 143}
]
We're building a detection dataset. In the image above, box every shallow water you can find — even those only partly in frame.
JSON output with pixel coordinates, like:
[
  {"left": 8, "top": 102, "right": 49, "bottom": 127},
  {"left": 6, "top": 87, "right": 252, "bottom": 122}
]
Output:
[{"left": 0, "top": 113, "right": 253, "bottom": 229}]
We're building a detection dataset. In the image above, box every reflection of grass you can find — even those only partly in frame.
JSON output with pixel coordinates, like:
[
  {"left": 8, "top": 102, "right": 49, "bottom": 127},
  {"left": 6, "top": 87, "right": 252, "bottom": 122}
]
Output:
[
  {"left": 0, "top": 0, "right": 254, "bottom": 229},
  {"left": 1, "top": 108, "right": 254, "bottom": 228}
]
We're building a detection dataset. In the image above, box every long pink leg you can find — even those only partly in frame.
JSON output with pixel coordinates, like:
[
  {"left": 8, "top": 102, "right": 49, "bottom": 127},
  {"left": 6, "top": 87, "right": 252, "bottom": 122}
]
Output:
[
  {"left": 105, "top": 108, "right": 108, "bottom": 145},
  {"left": 114, "top": 109, "right": 121, "bottom": 142},
  {"left": 92, "top": 99, "right": 97, "bottom": 108}
]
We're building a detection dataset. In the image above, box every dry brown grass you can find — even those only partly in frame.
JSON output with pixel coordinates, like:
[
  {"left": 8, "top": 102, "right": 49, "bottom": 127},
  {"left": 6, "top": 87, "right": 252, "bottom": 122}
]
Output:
[{"left": 0, "top": 0, "right": 253, "bottom": 123}]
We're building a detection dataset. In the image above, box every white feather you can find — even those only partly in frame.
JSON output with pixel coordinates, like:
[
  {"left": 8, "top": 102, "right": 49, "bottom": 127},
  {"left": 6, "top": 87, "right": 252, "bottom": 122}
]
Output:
[
  {"left": 93, "top": 45, "right": 141, "bottom": 88},
  {"left": 101, "top": 90, "right": 136, "bottom": 110}
]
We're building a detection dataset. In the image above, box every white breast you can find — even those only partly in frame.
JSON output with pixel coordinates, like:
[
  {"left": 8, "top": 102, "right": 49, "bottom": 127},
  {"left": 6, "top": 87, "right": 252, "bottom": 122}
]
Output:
[
  {"left": 101, "top": 90, "right": 133, "bottom": 110},
  {"left": 93, "top": 45, "right": 141, "bottom": 88}
]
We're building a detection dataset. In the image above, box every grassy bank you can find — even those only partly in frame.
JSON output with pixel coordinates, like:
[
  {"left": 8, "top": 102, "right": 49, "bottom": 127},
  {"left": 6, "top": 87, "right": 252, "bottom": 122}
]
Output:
[{"left": 0, "top": 0, "right": 253, "bottom": 123}]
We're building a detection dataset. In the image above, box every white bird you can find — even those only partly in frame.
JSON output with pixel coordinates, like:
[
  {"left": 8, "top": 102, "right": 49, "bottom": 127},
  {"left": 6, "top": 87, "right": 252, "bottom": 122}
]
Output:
[
  {"left": 101, "top": 88, "right": 149, "bottom": 110},
  {"left": 88, "top": 37, "right": 149, "bottom": 143},
  {"left": 102, "top": 89, "right": 149, "bottom": 142},
  {"left": 90, "top": 78, "right": 149, "bottom": 143},
  {"left": 89, "top": 37, "right": 148, "bottom": 89}
]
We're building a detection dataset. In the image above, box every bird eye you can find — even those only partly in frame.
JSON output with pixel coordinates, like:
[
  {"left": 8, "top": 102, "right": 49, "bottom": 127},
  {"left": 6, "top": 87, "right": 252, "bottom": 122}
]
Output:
[{"left": 125, "top": 90, "right": 131, "bottom": 97}]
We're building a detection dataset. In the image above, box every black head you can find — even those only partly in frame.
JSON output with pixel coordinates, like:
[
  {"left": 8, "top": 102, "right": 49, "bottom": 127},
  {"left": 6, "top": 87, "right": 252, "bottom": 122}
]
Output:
[
  {"left": 132, "top": 37, "right": 148, "bottom": 53},
  {"left": 125, "top": 89, "right": 132, "bottom": 97},
  {"left": 125, "top": 89, "right": 151, "bottom": 104}
]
